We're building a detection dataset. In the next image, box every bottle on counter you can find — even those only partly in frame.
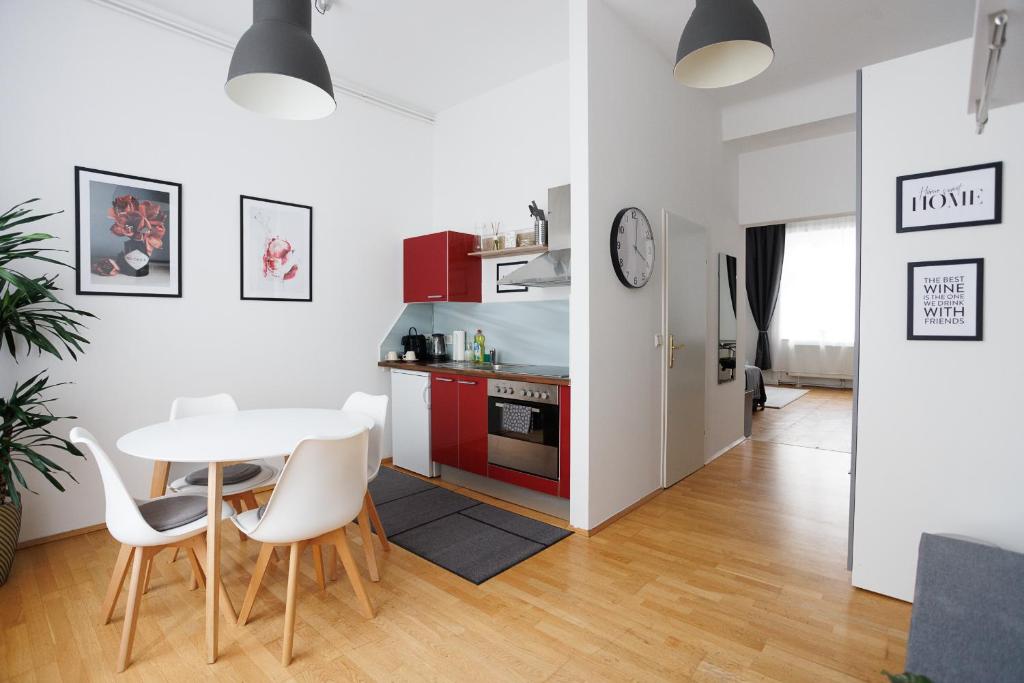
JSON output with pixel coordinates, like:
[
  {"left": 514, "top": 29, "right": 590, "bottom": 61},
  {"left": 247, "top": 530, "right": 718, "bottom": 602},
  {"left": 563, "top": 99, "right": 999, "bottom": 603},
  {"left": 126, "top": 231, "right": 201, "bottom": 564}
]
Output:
[{"left": 473, "top": 329, "right": 485, "bottom": 363}]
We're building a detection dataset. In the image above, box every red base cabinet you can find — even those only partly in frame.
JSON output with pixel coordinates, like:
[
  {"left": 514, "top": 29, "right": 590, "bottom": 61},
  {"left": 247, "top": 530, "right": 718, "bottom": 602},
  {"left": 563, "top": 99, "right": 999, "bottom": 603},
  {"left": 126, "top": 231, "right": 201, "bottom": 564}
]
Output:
[
  {"left": 429, "top": 376, "right": 459, "bottom": 467},
  {"left": 429, "top": 374, "right": 487, "bottom": 474},
  {"left": 558, "top": 385, "right": 570, "bottom": 499},
  {"left": 403, "top": 231, "right": 481, "bottom": 303}
]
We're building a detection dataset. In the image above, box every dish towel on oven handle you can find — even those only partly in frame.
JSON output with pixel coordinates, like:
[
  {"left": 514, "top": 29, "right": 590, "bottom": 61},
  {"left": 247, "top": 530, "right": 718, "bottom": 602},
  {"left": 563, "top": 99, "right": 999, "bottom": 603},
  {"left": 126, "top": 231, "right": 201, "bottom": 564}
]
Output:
[{"left": 501, "top": 403, "right": 534, "bottom": 435}]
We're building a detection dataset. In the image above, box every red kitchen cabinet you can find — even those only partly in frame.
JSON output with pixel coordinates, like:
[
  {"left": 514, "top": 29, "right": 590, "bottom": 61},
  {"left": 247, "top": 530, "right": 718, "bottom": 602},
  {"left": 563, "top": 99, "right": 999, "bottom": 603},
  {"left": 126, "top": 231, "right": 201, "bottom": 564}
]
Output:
[
  {"left": 430, "top": 375, "right": 459, "bottom": 468},
  {"left": 403, "top": 231, "right": 481, "bottom": 303},
  {"left": 455, "top": 377, "right": 488, "bottom": 476},
  {"left": 558, "top": 385, "right": 570, "bottom": 499},
  {"left": 429, "top": 373, "right": 487, "bottom": 475}
]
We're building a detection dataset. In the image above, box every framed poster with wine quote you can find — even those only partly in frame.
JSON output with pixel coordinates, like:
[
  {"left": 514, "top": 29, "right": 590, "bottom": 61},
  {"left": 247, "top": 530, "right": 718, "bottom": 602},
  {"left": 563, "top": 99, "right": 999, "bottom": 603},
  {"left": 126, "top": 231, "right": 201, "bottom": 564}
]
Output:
[
  {"left": 75, "top": 166, "right": 182, "bottom": 297},
  {"left": 240, "top": 195, "right": 312, "bottom": 302},
  {"left": 896, "top": 162, "right": 1002, "bottom": 233},
  {"left": 907, "top": 258, "right": 983, "bottom": 341}
]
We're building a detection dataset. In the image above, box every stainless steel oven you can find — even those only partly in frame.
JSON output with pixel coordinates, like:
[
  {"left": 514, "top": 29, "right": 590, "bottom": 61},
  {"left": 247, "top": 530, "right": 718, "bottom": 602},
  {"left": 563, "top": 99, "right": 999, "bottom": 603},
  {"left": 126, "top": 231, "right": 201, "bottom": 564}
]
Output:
[{"left": 487, "top": 379, "right": 560, "bottom": 480}]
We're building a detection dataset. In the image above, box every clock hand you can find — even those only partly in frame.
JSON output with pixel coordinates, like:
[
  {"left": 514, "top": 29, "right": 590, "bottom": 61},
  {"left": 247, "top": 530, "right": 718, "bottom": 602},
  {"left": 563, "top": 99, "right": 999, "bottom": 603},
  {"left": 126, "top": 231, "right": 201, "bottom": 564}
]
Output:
[{"left": 633, "top": 244, "right": 650, "bottom": 267}]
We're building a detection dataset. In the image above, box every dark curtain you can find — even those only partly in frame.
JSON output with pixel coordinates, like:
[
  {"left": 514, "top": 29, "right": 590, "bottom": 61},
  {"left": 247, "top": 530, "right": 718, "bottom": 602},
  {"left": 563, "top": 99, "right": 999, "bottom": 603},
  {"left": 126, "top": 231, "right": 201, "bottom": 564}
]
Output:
[
  {"left": 745, "top": 225, "right": 786, "bottom": 369},
  {"left": 726, "top": 255, "right": 737, "bottom": 315}
]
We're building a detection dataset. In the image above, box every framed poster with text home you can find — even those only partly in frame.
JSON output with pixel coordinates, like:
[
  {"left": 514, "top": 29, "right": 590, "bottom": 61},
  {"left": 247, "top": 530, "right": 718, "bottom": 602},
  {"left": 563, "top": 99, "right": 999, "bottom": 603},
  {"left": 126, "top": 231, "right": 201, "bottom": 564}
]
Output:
[
  {"left": 907, "top": 258, "right": 984, "bottom": 341},
  {"left": 896, "top": 162, "right": 1002, "bottom": 233}
]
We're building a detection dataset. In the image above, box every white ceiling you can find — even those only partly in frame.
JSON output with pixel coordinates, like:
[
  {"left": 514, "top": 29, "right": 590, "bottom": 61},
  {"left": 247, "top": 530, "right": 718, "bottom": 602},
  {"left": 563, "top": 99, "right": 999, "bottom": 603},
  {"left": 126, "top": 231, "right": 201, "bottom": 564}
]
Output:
[
  {"left": 111, "top": 0, "right": 976, "bottom": 116},
  {"left": 603, "top": 0, "right": 977, "bottom": 105},
  {"left": 122, "top": 0, "right": 570, "bottom": 117}
]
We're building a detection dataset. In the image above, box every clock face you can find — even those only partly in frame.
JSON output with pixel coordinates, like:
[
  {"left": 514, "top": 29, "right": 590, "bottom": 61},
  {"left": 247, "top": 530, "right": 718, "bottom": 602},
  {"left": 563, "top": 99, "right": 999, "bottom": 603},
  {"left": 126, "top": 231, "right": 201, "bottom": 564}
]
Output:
[{"left": 610, "top": 207, "right": 655, "bottom": 288}]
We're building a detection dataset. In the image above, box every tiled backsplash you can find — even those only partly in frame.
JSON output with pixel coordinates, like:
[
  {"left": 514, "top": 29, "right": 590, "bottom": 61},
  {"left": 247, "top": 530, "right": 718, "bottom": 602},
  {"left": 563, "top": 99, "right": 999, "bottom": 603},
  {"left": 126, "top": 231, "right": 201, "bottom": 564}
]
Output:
[{"left": 380, "top": 301, "right": 569, "bottom": 366}]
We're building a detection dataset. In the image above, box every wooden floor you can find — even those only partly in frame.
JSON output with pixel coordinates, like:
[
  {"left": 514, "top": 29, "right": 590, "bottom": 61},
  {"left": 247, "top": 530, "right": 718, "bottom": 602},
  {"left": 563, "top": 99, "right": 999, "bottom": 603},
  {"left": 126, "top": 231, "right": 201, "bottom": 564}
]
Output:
[
  {"left": 0, "top": 438, "right": 909, "bottom": 682},
  {"left": 752, "top": 387, "right": 854, "bottom": 454}
]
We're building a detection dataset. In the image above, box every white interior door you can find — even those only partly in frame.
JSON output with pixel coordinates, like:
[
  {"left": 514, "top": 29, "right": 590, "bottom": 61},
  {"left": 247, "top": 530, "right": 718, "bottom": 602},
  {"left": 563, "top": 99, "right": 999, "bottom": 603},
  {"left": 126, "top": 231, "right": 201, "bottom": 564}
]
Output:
[{"left": 662, "top": 210, "right": 708, "bottom": 487}]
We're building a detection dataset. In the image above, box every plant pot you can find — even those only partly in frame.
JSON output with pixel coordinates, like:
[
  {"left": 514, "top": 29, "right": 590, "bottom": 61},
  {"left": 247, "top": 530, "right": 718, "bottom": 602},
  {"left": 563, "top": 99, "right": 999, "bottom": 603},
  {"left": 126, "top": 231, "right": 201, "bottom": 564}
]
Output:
[{"left": 0, "top": 502, "right": 21, "bottom": 585}]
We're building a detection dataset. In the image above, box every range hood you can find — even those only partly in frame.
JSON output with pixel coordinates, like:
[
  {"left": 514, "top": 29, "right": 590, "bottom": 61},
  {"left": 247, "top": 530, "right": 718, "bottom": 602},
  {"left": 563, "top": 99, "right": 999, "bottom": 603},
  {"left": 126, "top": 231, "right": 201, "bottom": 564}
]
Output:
[
  {"left": 498, "top": 248, "right": 571, "bottom": 288},
  {"left": 498, "top": 184, "right": 571, "bottom": 288}
]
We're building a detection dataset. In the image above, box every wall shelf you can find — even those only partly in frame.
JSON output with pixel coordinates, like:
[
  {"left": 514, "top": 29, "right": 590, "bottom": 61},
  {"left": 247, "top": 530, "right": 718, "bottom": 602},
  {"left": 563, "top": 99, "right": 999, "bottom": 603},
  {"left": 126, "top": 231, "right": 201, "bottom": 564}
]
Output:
[{"left": 468, "top": 245, "right": 548, "bottom": 259}]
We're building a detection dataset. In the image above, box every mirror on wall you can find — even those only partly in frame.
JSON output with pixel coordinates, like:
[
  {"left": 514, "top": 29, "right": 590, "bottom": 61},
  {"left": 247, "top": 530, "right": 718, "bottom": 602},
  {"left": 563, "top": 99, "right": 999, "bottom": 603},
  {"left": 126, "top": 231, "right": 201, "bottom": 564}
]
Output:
[{"left": 718, "top": 253, "right": 738, "bottom": 383}]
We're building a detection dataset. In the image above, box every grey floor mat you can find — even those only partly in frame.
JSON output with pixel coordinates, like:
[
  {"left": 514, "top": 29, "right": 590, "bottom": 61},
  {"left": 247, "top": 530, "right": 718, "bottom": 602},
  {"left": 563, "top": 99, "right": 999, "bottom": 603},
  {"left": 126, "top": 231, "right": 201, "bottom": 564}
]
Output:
[
  {"left": 460, "top": 504, "right": 571, "bottom": 546},
  {"left": 374, "top": 487, "right": 480, "bottom": 536},
  {"left": 369, "top": 467, "right": 437, "bottom": 505},
  {"left": 369, "top": 467, "right": 572, "bottom": 584},
  {"left": 390, "top": 513, "right": 547, "bottom": 585}
]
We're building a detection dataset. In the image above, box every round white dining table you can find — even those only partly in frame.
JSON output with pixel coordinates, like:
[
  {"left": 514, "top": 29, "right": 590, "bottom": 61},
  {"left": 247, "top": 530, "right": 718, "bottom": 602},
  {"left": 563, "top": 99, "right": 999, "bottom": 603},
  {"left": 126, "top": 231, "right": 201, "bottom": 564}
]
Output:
[{"left": 117, "top": 408, "right": 373, "bottom": 664}]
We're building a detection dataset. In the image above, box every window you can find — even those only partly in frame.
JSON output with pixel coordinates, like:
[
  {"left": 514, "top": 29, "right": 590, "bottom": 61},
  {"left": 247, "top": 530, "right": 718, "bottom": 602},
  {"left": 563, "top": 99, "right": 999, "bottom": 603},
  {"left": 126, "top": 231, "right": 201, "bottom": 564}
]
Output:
[{"left": 774, "top": 216, "right": 856, "bottom": 346}]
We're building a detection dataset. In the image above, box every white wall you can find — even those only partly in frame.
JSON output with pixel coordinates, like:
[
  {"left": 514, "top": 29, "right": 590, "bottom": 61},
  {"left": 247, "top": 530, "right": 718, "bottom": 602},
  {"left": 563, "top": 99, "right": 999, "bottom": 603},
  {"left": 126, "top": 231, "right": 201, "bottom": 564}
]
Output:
[
  {"left": 569, "top": 0, "right": 742, "bottom": 529},
  {"left": 738, "top": 132, "right": 857, "bottom": 227},
  {"left": 722, "top": 74, "right": 857, "bottom": 142},
  {"left": 432, "top": 62, "right": 570, "bottom": 303},
  {"left": 0, "top": 0, "right": 433, "bottom": 542},
  {"left": 853, "top": 40, "right": 1024, "bottom": 601}
]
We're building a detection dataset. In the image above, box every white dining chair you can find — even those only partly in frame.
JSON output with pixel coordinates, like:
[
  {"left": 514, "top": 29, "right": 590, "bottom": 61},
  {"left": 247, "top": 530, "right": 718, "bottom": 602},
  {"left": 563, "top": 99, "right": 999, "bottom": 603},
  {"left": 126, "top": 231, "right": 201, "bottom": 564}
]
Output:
[
  {"left": 232, "top": 431, "right": 374, "bottom": 666},
  {"left": 70, "top": 428, "right": 235, "bottom": 672},
  {"left": 342, "top": 392, "right": 390, "bottom": 571},
  {"left": 165, "top": 394, "right": 278, "bottom": 543}
]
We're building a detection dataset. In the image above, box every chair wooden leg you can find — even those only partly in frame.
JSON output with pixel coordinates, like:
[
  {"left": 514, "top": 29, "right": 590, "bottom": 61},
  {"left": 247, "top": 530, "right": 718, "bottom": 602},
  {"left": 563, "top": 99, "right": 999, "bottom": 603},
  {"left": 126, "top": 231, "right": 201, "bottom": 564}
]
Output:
[
  {"left": 328, "top": 545, "right": 338, "bottom": 582},
  {"left": 228, "top": 497, "right": 247, "bottom": 543},
  {"left": 194, "top": 535, "right": 237, "bottom": 622},
  {"left": 141, "top": 550, "right": 154, "bottom": 595},
  {"left": 170, "top": 547, "right": 181, "bottom": 563},
  {"left": 282, "top": 542, "right": 302, "bottom": 666},
  {"left": 237, "top": 543, "right": 274, "bottom": 626},
  {"left": 186, "top": 546, "right": 205, "bottom": 590},
  {"left": 117, "top": 547, "right": 149, "bottom": 672},
  {"left": 101, "top": 544, "right": 133, "bottom": 625},
  {"left": 311, "top": 545, "right": 326, "bottom": 591},
  {"left": 333, "top": 528, "right": 374, "bottom": 619},
  {"left": 356, "top": 502, "right": 381, "bottom": 582},
  {"left": 364, "top": 492, "right": 390, "bottom": 552}
]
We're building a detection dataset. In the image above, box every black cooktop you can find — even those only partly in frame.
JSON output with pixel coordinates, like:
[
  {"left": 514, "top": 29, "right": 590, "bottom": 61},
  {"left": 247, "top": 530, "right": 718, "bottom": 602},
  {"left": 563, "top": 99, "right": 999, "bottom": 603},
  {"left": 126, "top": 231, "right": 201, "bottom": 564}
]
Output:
[{"left": 430, "top": 361, "right": 570, "bottom": 379}]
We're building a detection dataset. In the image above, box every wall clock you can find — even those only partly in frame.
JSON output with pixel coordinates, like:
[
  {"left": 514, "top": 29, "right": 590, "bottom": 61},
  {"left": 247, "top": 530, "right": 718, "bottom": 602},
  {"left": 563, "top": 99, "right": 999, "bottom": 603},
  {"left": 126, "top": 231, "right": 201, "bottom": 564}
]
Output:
[{"left": 610, "top": 207, "right": 655, "bottom": 288}]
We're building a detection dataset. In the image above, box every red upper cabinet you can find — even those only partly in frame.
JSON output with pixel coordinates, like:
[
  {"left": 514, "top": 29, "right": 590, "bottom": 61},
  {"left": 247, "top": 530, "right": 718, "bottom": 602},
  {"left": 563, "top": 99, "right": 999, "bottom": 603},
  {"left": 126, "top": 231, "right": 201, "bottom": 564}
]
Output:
[
  {"left": 403, "top": 231, "right": 481, "bottom": 303},
  {"left": 455, "top": 377, "right": 488, "bottom": 476}
]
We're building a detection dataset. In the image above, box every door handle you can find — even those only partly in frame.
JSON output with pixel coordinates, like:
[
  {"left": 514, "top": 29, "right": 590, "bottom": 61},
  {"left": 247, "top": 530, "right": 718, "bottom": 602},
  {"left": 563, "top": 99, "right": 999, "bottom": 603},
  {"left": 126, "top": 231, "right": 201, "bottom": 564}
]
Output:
[
  {"left": 427, "top": 294, "right": 443, "bottom": 299},
  {"left": 422, "top": 385, "right": 430, "bottom": 407},
  {"left": 457, "top": 380, "right": 477, "bottom": 386},
  {"left": 436, "top": 377, "right": 454, "bottom": 383},
  {"left": 669, "top": 334, "right": 684, "bottom": 369}
]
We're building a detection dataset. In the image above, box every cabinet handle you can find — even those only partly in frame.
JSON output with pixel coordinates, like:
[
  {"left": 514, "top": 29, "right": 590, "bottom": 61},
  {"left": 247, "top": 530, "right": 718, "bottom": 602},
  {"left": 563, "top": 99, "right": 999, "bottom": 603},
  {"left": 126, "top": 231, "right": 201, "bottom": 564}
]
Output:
[
  {"left": 457, "top": 380, "right": 477, "bottom": 386},
  {"left": 436, "top": 377, "right": 454, "bottom": 382},
  {"left": 427, "top": 294, "right": 443, "bottom": 299}
]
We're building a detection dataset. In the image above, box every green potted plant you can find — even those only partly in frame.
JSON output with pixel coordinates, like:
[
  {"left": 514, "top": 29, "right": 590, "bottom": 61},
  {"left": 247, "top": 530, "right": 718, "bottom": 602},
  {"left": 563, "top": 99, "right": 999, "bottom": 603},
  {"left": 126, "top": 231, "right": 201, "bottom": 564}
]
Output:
[{"left": 0, "top": 199, "right": 94, "bottom": 584}]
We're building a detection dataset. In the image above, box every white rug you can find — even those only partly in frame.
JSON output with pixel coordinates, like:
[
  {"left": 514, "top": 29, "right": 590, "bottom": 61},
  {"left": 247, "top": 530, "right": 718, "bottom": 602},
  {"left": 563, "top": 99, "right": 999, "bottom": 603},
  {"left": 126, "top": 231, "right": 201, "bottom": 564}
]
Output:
[{"left": 764, "top": 386, "right": 809, "bottom": 409}]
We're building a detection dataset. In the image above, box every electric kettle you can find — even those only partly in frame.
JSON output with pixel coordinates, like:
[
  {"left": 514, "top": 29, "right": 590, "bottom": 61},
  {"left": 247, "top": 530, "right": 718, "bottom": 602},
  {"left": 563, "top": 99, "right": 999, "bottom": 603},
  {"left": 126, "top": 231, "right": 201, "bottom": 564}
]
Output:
[{"left": 430, "top": 333, "right": 447, "bottom": 362}]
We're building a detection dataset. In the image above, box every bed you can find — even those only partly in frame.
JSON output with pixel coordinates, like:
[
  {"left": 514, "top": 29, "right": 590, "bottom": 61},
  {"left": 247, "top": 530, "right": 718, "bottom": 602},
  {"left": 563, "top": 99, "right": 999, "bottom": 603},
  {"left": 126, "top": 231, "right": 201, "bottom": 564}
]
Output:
[{"left": 745, "top": 364, "right": 766, "bottom": 411}]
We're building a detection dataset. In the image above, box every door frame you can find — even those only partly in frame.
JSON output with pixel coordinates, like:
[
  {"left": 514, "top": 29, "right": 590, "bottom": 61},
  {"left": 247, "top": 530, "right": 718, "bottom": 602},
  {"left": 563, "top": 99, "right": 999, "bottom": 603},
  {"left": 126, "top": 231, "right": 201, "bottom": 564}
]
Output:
[{"left": 660, "top": 209, "right": 710, "bottom": 489}]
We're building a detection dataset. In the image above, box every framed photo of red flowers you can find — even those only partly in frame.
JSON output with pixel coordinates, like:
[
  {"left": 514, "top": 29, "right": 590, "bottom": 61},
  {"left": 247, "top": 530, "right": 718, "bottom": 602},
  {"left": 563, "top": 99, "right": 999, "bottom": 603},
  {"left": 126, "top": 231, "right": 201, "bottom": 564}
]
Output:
[
  {"left": 75, "top": 166, "right": 182, "bottom": 297},
  {"left": 240, "top": 195, "right": 312, "bottom": 302}
]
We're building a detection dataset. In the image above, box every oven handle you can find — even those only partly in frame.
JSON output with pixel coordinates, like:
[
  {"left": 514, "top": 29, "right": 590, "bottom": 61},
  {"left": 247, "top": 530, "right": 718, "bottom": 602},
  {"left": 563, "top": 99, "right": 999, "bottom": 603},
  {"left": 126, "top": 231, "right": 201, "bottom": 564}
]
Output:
[{"left": 494, "top": 402, "right": 541, "bottom": 413}]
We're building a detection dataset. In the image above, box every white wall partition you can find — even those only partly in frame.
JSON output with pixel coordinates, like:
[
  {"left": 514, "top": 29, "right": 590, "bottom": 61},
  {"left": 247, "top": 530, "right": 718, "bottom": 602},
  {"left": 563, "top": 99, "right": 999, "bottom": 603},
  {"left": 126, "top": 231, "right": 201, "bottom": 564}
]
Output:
[
  {"left": 0, "top": 0, "right": 433, "bottom": 541},
  {"left": 432, "top": 62, "right": 570, "bottom": 304},
  {"left": 569, "top": 0, "right": 741, "bottom": 530},
  {"left": 854, "top": 39, "right": 1024, "bottom": 601}
]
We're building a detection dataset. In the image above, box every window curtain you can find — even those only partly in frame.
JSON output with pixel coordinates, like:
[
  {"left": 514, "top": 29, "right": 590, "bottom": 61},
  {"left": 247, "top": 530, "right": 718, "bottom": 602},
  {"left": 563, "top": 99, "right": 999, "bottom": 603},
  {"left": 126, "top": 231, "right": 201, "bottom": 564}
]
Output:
[
  {"left": 770, "top": 215, "right": 856, "bottom": 378},
  {"left": 745, "top": 224, "right": 786, "bottom": 369}
]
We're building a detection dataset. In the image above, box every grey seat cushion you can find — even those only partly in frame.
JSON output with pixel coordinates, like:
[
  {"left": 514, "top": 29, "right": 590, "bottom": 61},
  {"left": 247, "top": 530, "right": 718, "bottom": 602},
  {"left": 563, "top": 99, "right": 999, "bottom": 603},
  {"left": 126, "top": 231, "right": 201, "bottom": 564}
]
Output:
[
  {"left": 257, "top": 504, "right": 266, "bottom": 520},
  {"left": 139, "top": 495, "right": 208, "bottom": 532},
  {"left": 184, "top": 463, "right": 261, "bottom": 486}
]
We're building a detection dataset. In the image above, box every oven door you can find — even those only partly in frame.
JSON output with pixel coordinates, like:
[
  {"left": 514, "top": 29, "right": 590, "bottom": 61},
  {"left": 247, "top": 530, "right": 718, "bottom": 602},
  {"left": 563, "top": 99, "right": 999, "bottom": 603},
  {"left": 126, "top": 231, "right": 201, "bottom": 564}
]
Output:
[{"left": 487, "top": 396, "right": 560, "bottom": 480}]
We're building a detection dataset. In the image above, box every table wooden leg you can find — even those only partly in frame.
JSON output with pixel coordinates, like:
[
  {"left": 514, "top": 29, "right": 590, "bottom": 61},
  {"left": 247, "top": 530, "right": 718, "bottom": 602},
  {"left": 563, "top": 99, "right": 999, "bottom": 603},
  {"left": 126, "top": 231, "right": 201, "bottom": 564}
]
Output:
[
  {"left": 149, "top": 461, "right": 170, "bottom": 498},
  {"left": 206, "top": 462, "right": 222, "bottom": 664}
]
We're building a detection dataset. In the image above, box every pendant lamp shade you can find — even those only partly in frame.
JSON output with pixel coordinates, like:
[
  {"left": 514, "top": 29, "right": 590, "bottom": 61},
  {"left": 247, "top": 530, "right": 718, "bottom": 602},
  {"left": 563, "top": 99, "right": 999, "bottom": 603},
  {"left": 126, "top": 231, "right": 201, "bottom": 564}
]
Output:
[
  {"left": 674, "top": 0, "right": 774, "bottom": 89},
  {"left": 226, "top": 0, "right": 336, "bottom": 120}
]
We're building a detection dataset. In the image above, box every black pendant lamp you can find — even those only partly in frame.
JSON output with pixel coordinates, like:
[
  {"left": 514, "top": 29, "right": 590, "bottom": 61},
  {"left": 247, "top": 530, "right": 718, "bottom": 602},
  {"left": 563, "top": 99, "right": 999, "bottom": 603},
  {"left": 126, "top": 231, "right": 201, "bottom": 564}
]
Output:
[
  {"left": 674, "top": 0, "right": 774, "bottom": 89},
  {"left": 226, "top": 0, "right": 336, "bottom": 120}
]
